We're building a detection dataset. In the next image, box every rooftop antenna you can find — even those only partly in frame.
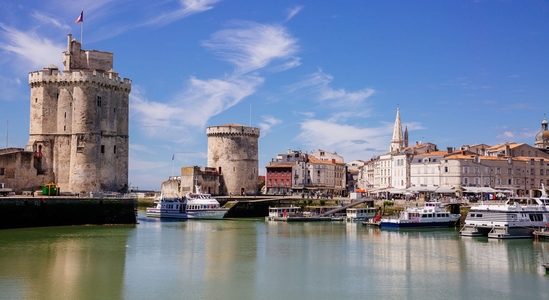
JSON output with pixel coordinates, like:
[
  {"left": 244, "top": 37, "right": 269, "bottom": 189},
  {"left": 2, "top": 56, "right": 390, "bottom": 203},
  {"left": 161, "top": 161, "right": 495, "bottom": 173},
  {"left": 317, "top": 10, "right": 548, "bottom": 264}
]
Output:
[
  {"left": 5, "top": 120, "right": 8, "bottom": 148},
  {"left": 250, "top": 103, "right": 252, "bottom": 127}
]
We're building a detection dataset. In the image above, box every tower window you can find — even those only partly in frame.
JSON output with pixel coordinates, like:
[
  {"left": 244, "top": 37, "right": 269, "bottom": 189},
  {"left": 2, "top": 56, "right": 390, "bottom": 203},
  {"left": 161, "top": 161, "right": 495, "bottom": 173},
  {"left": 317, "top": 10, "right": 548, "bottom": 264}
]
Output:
[
  {"left": 97, "top": 96, "right": 102, "bottom": 107},
  {"left": 101, "top": 145, "right": 105, "bottom": 154},
  {"left": 114, "top": 146, "right": 117, "bottom": 154}
]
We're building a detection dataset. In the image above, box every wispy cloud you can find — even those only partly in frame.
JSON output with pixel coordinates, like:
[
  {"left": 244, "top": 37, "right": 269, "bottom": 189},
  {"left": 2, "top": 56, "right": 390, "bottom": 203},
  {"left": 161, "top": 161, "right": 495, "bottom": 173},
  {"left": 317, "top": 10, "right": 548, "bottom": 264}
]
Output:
[
  {"left": 132, "top": 20, "right": 298, "bottom": 142},
  {"left": 288, "top": 69, "right": 375, "bottom": 106},
  {"left": 296, "top": 119, "right": 392, "bottom": 160},
  {"left": 285, "top": 5, "right": 303, "bottom": 22},
  {"left": 258, "top": 115, "right": 282, "bottom": 136},
  {"left": 142, "top": 0, "right": 221, "bottom": 27},
  {"left": 0, "top": 24, "right": 64, "bottom": 71},
  {"left": 202, "top": 20, "right": 299, "bottom": 74},
  {"left": 31, "top": 11, "right": 71, "bottom": 31}
]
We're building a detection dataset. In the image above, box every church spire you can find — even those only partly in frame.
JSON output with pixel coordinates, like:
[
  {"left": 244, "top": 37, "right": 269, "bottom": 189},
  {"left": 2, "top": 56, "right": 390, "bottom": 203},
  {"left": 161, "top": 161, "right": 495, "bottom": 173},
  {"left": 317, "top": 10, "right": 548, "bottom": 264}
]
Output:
[{"left": 390, "top": 107, "right": 404, "bottom": 153}]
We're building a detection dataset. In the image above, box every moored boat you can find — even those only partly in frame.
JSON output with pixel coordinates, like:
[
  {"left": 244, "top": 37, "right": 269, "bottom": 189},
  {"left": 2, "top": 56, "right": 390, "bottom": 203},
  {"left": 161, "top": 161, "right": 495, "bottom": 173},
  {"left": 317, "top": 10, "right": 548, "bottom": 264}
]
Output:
[
  {"left": 460, "top": 193, "right": 549, "bottom": 239},
  {"left": 146, "top": 186, "right": 228, "bottom": 220},
  {"left": 379, "top": 201, "right": 460, "bottom": 228},
  {"left": 346, "top": 207, "right": 376, "bottom": 222}
]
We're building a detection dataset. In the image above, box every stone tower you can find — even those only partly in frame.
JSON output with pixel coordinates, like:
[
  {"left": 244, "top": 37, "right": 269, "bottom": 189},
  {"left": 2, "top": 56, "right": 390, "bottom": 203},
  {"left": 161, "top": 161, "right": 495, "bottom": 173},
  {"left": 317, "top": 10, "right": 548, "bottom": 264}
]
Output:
[
  {"left": 26, "top": 34, "right": 131, "bottom": 193},
  {"left": 390, "top": 108, "right": 407, "bottom": 153},
  {"left": 206, "top": 123, "right": 260, "bottom": 195}
]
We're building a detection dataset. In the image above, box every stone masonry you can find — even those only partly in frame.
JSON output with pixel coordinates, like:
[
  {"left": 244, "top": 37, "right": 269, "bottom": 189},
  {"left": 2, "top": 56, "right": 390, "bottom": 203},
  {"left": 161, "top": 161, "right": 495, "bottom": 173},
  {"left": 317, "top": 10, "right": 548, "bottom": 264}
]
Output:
[{"left": 206, "top": 124, "right": 260, "bottom": 195}]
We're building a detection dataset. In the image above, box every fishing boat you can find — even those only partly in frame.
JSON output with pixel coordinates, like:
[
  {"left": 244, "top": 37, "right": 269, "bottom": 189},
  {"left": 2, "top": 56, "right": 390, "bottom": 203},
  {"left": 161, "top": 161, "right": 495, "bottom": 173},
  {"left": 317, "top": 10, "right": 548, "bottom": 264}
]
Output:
[
  {"left": 379, "top": 201, "right": 460, "bottom": 228},
  {"left": 460, "top": 192, "right": 549, "bottom": 239},
  {"left": 346, "top": 207, "right": 376, "bottom": 222},
  {"left": 146, "top": 186, "right": 228, "bottom": 220}
]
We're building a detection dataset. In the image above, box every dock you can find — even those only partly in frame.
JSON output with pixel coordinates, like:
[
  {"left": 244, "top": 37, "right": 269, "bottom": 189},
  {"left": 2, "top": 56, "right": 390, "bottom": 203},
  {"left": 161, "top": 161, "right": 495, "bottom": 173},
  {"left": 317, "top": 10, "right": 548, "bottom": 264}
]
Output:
[
  {"left": 533, "top": 227, "right": 549, "bottom": 239},
  {"left": 362, "top": 220, "right": 380, "bottom": 227}
]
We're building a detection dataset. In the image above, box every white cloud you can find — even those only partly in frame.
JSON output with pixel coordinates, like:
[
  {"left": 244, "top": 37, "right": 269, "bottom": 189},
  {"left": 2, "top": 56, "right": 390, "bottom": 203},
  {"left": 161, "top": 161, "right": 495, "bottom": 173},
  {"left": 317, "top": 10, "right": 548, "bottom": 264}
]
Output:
[
  {"left": 202, "top": 20, "right": 299, "bottom": 74},
  {"left": 31, "top": 11, "right": 71, "bottom": 31},
  {"left": 497, "top": 131, "right": 515, "bottom": 139},
  {"left": 132, "top": 20, "right": 298, "bottom": 143},
  {"left": 143, "top": 0, "right": 221, "bottom": 27},
  {"left": 288, "top": 69, "right": 375, "bottom": 106},
  {"left": 131, "top": 75, "right": 264, "bottom": 140},
  {"left": 0, "top": 24, "right": 64, "bottom": 71},
  {"left": 258, "top": 115, "right": 282, "bottom": 136},
  {"left": 296, "top": 119, "right": 393, "bottom": 161},
  {"left": 285, "top": 5, "right": 303, "bottom": 22}
]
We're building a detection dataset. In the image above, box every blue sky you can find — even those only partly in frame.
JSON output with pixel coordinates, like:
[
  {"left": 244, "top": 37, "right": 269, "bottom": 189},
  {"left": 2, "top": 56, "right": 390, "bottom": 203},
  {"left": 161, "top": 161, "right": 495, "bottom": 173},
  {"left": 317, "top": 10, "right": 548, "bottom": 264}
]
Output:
[{"left": 1, "top": 0, "right": 548, "bottom": 190}]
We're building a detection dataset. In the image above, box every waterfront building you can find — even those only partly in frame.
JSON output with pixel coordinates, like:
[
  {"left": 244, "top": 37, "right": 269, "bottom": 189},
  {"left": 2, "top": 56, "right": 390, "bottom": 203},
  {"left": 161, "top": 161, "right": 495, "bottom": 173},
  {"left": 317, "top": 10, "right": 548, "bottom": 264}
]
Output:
[
  {"left": 409, "top": 150, "right": 449, "bottom": 188},
  {"left": 0, "top": 34, "right": 131, "bottom": 193},
  {"left": 206, "top": 123, "right": 260, "bottom": 196},
  {"left": 265, "top": 149, "right": 347, "bottom": 196}
]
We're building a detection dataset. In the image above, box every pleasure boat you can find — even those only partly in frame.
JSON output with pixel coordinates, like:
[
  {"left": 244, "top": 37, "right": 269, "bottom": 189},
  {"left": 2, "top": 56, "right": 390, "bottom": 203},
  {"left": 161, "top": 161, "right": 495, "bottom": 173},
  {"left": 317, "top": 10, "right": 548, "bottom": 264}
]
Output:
[
  {"left": 379, "top": 201, "right": 461, "bottom": 228},
  {"left": 346, "top": 207, "right": 376, "bottom": 222},
  {"left": 460, "top": 192, "right": 549, "bottom": 239},
  {"left": 184, "top": 188, "right": 229, "bottom": 220},
  {"left": 146, "top": 186, "right": 228, "bottom": 220},
  {"left": 146, "top": 195, "right": 188, "bottom": 219}
]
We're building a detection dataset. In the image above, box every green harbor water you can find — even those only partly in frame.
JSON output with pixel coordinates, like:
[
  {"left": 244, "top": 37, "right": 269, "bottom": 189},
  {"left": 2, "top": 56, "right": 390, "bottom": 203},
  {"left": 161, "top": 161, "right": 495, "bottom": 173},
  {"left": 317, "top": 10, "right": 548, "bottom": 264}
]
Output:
[{"left": 1, "top": 212, "right": 549, "bottom": 300}]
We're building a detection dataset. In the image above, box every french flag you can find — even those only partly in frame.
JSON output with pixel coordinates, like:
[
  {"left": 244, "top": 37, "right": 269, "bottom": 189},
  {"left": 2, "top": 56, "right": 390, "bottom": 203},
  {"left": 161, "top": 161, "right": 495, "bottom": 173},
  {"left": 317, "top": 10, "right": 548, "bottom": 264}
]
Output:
[{"left": 75, "top": 10, "right": 83, "bottom": 23}]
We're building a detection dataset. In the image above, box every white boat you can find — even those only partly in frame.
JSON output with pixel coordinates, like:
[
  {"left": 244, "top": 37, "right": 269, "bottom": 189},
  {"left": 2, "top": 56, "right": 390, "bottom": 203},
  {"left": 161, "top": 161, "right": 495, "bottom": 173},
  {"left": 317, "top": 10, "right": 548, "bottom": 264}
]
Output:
[
  {"left": 265, "top": 206, "right": 332, "bottom": 221},
  {"left": 460, "top": 192, "right": 549, "bottom": 239},
  {"left": 346, "top": 207, "right": 376, "bottom": 222},
  {"left": 379, "top": 201, "right": 461, "bottom": 228},
  {"left": 146, "top": 186, "right": 228, "bottom": 220},
  {"left": 184, "top": 188, "right": 229, "bottom": 220}
]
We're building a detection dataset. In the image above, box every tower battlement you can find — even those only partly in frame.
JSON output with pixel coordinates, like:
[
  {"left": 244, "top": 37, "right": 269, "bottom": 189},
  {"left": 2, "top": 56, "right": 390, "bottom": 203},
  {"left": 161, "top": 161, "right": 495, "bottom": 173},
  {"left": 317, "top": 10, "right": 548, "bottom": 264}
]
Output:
[
  {"left": 28, "top": 68, "right": 131, "bottom": 91},
  {"left": 206, "top": 124, "right": 260, "bottom": 138}
]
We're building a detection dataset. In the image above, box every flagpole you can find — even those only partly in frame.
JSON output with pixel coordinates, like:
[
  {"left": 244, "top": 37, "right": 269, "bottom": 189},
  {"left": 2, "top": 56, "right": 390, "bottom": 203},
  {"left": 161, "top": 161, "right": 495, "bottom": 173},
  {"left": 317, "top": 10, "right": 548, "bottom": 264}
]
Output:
[{"left": 81, "top": 8, "right": 84, "bottom": 46}]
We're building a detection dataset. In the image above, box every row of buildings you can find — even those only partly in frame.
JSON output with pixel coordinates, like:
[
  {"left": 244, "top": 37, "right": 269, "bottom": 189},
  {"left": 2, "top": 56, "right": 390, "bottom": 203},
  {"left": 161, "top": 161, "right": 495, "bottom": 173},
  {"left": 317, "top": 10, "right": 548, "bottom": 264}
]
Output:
[{"left": 264, "top": 109, "right": 549, "bottom": 198}]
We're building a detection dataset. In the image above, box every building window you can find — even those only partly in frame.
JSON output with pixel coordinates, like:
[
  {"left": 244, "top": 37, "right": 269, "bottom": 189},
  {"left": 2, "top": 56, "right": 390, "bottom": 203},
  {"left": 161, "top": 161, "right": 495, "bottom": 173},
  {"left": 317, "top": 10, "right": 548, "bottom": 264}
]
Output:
[
  {"left": 114, "top": 145, "right": 117, "bottom": 154},
  {"left": 0, "top": 168, "right": 4, "bottom": 175},
  {"left": 101, "top": 145, "right": 105, "bottom": 154},
  {"left": 97, "top": 96, "right": 102, "bottom": 107}
]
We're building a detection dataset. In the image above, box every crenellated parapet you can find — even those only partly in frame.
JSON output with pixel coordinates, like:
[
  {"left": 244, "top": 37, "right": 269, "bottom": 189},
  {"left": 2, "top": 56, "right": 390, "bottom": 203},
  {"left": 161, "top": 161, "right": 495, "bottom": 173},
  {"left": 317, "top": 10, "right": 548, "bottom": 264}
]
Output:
[
  {"left": 206, "top": 124, "right": 260, "bottom": 138},
  {"left": 28, "top": 67, "right": 131, "bottom": 92}
]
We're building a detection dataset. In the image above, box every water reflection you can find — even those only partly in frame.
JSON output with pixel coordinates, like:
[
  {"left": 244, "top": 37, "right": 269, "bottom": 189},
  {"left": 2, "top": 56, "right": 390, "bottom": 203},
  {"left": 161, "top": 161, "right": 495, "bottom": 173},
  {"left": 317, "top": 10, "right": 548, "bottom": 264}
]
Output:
[
  {"left": 0, "top": 225, "right": 134, "bottom": 300},
  {"left": 1, "top": 217, "right": 549, "bottom": 300}
]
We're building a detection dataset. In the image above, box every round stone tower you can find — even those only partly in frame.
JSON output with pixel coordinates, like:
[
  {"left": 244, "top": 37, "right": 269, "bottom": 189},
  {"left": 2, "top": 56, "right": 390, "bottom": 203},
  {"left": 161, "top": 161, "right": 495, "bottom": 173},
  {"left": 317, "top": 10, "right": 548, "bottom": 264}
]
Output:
[
  {"left": 26, "top": 34, "right": 131, "bottom": 193},
  {"left": 206, "top": 124, "right": 260, "bottom": 196}
]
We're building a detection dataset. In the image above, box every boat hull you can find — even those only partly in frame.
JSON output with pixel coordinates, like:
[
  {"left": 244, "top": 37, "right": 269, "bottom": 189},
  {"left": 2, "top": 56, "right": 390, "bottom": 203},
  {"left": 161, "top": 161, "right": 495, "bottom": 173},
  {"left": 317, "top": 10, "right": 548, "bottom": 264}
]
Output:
[
  {"left": 146, "top": 211, "right": 188, "bottom": 219},
  {"left": 146, "top": 209, "right": 228, "bottom": 220},
  {"left": 380, "top": 220, "right": 459, "bottom": 228},
  {"left": 187, "top": 209, "right": 228, "bottom": 220}
]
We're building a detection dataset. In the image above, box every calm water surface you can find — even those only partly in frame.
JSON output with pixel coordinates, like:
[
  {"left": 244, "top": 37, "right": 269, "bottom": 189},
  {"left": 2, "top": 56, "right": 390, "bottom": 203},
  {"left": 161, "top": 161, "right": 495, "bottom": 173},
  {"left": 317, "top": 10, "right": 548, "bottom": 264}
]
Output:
[{"left": 1, "top": 212, "right": 549, "bottom": 300}]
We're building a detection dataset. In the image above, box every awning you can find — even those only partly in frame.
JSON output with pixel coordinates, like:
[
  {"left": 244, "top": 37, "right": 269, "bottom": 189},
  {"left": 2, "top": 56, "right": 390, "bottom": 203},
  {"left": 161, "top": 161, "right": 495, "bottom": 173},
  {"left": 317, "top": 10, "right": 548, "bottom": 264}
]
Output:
[
  {"left": 386, "top": 188, "right": 406, "bottom": 194},
  {"left": 462, "top": 187, "right": 498, "bottom": 193},
  {"left": 407, "top": 186, "right": 438, "bottom": 192},
  {"left": 434, "top": 186, "right": 456, "bottom": 194}
]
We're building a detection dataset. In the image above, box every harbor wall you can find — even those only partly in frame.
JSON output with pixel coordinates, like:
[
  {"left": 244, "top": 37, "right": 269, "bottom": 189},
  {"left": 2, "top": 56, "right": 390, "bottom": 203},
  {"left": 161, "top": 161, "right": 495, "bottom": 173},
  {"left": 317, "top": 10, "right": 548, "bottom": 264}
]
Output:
[{"left": 0, "top": 197, "right": 137, "bottom": 229}]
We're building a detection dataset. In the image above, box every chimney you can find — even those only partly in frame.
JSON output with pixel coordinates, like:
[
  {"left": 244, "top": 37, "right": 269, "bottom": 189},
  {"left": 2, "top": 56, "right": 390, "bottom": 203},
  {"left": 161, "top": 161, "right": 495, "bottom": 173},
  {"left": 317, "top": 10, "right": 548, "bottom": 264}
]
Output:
[{"left": 447, "top": 147, "right": 453, "bottom": 154}]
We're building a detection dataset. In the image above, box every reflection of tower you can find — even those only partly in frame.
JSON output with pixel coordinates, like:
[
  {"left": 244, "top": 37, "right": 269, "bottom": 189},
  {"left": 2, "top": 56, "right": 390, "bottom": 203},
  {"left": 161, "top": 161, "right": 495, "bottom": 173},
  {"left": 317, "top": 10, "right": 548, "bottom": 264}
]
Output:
[
  {"left": 26, "top": 34, "right": 131, "bottom": 192},
  {"left": 534, "top": 115, "right": 549, "bottom": 152},
  {"left": 390, "top": 108, "right": 407, "bottom": 153},
  {"left": 206, "top": 124, "right": 260, "bottom": 195}
]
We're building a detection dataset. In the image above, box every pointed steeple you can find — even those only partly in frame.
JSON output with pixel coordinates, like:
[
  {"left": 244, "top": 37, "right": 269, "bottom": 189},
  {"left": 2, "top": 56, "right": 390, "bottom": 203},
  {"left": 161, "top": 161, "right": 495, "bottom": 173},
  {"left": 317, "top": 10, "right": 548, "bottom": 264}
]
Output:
[{"left": 390, "top": 108, "right": 404, "bottom": 153}]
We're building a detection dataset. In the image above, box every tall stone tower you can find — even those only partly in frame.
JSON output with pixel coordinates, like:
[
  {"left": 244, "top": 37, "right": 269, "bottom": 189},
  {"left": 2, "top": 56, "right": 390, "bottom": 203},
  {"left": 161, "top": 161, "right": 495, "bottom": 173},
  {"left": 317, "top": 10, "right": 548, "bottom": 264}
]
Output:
[
  {"left": 390, "top": 108, "right": 407, "bottom": 153},
  {"left": 26, "top": 34, "right": 131, "bottom": 193},
  {"left": 206, "top": 123, "right": 260, "bottom": 195}
]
